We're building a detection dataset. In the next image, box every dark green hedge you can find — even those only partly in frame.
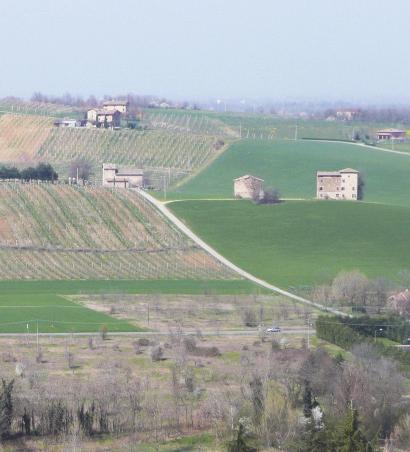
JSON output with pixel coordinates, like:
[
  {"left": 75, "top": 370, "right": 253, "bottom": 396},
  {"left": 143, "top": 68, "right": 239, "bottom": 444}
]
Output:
[{"left": 316, "top": 315, "right": 410, "bottom": 366}]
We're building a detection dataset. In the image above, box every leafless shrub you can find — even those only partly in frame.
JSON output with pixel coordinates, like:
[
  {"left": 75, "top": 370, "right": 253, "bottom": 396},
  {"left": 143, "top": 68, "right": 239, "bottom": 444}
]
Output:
[
  {"left": 2, "top": 352, "right": 16, "bottom": 363},
  {"left": 137, "top": 338, "right": 151, "bottom": 347},
  {"left": 132, "top": 341, "right": 142, "bottom": 355},
  {"left": 151, "top": 346, "right": 164, "bottom": 362},
  {"left": 213, "top": 139, "right": 225, "bottom": 150},
  {"left": 36, "top": 348, "right": 43, "bottom": 364},
  {"left": 242, "top": 308, "right": 257, "bottom": 327},
  {"left": 88, "top": 336, "right": 94, "bottom": 350},
  {"left": 195, "top": 328, "right": 204, "bottom": 340},
  {"left": 99, "top": 324, "right": 108, "bottom": 340},
  {"left": 183, "top": 337, "right": 220, "bottom": 357}
]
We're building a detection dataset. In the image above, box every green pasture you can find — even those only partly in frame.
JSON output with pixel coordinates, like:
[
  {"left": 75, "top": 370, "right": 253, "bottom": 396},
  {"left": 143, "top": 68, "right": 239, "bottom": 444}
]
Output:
[
  {"left": 0, "top": 293, "right": 141, "bottom": 334},
  {"left": 0, "top": 279, "right": 261, "bottom": 295},
  {"left": 171, "top": 139, "right": 410, "bottom": 207},
  {"left": 377, "top": 141, "right": 410, "bottom": 153},
  {"left": 0, "top": 279, "right": 264, "bottom": 333},
  {"left": 169, "top": 200, "right": 410, "bottom": 289}
]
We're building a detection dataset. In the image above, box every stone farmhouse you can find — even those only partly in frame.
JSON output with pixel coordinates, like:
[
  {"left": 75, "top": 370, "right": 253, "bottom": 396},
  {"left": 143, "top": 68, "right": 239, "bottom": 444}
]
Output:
[
  {"left": 102, "top": 100, "right": 129, "bottom": 114},
  {"left": 87, "top": 109, "right": 121, "bottom": 128},
  {"left": 316, "top": 168, "right": 359, "bottom": 200},
  {"left": 234, "top": 175, "right": 264, "bottom": 200},
  {"left": 102, "top": 163, "right": 144, "bottom": 188}
]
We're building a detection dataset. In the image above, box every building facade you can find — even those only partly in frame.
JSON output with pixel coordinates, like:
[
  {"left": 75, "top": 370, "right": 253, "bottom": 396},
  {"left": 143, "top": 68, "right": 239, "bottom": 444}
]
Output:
[
  {"left": 102, "top": 100, "right": 129, "bottom": 114},
  {"left": 87, "top": 109, "right": 121, "bottom": 128},
  {"left": 234, "top": 175, "right": 264, "bottom": 200},
  {"left": 377, "top": 129, "right": 406, "bottom": 141},
  {"left": 316, "top": 168, "right": 359, "bottom": 200},
  {"left": 102, "top": 163, "right": 144, "bottom": 188}
]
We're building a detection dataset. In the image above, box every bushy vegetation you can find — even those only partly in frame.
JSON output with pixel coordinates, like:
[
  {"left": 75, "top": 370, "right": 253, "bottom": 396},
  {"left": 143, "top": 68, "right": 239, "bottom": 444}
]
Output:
[
  {"left": 316, "top": 315, "right": 410, "bottom": 366},
  {"left": 0, "top": 163, "right": 58, "bottom": 180}
]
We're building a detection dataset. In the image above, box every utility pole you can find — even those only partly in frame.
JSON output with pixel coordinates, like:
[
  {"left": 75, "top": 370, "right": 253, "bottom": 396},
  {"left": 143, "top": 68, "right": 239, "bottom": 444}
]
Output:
[
  {"left": 163, "top": 175, "right": 167, "bottom": 201},
  {"left": 239, "top": 122, "right": 242, "bottom": 139},
  {"left": 36, "top": 320, "right": 39, "bottom": 355},
  {"left": 294, "top": 124, "right": 298, "bottom": 141},
  {"left": 307, "top": 315, "right": 310, "bottom": 349},
  {"left": 76, "top": 167, "right": 79, "bottom": 185}
]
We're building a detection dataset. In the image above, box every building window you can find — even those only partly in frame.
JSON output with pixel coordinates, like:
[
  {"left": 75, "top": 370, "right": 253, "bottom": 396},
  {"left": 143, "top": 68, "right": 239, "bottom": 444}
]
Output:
[
  {"left": 352, "top": 187, "right": 355, "bottom": 190},
  {"left": 352, "top": 194, "right": 356, "bottom": 198},
  {"left": 341, "top": 187, "right": 345, "bottom": 190},
  {"left": 336, "top": 194, "right": 339, "bottom": 197},
  {"left": 319, "top": 186, "right": 323, "bottom": 191}
]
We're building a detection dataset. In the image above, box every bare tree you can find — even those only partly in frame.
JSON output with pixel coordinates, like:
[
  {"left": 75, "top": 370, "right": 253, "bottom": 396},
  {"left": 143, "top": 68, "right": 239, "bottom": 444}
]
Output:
[{"left": 69, "top": 159, "right": 93, "bottom": 184}]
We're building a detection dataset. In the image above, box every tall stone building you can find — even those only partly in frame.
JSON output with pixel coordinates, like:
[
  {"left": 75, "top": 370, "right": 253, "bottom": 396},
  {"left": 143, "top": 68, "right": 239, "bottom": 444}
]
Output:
[{"left": 316, "top": 168, "right": 359, "bottom": 200}]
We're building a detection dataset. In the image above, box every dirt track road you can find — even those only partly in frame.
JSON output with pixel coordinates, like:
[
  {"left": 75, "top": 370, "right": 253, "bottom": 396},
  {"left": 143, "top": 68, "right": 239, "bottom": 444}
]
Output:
[{"left": 135, "top": 189, "right": 347, "bottom": 317}]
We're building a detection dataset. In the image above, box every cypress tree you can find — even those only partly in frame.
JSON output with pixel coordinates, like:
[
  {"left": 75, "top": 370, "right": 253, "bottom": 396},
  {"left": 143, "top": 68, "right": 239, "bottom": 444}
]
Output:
[{"left": 0, "top": 379, "right": 14, "bottom": 438}]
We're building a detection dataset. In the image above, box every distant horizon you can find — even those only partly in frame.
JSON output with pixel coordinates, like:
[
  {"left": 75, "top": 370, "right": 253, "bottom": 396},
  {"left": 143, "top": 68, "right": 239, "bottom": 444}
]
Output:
[
  {"left": 2, "top": 92, "right": 410, "bottom": 110},
  {"left": 1, "top": 0, "right": 409, "bottom": 104}
]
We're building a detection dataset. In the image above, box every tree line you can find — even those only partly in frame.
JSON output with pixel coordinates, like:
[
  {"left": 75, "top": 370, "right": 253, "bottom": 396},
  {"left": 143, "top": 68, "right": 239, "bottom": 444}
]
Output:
[
  {"left": 0, "top": 163, "right": 58, "bottom": 181},
  {"left": 316, "top": 315, "right": 410, "bottom": 366}
]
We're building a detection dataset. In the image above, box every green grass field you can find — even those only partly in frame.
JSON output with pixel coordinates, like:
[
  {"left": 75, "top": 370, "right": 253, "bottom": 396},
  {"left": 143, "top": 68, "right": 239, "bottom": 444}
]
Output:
[
  {"left": 169, "top": 200, "right": 410, "bottom": 289},
  {"left": 0, "top": 279, "right": 263, "bottom": 333},
  {"left": 0, "top": 279, "right": 260, "bottom": 295},
  {"left": 170, "top": 139, "right": 410, "bottom": 207},
  {"left": 0, "top": 293, "right": 141, "bottom": 333}
]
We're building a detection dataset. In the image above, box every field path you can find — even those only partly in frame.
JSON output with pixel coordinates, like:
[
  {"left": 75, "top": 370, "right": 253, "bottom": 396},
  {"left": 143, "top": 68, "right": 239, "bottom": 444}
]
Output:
[
  {"left": 135, "top": 189, "right": 347, "bottom": 316},
  {"left": 304, "top": 138, "right": 410, "bottom": 157}
]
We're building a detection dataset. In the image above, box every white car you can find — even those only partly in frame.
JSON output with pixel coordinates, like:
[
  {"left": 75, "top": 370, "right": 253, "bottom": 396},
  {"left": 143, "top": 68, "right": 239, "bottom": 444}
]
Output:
[{"left": 266, "top": 326, "right": 281, "bottom": 333}]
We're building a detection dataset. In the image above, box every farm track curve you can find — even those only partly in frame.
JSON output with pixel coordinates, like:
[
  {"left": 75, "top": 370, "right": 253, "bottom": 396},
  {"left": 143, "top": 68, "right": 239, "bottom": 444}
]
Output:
[{"left": 134, "top": 189, "right": 347, "bottom": 316}]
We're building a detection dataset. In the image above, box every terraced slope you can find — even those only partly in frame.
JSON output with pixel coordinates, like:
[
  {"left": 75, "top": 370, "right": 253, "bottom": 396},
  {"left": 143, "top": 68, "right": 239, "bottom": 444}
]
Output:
[
  {"left": 38, "top": 127, "right": 222, "bottom": 184},
  {"left": 0, "top": 110, "right": 233, "bottom": 186},
  {"left": 0, "top": 183, "right": 235, "bottom": 280},
  {"left": 0, "top": 114, "right": 54, "bottom": 162},
  {"left": 143, "top": 109, "right": 239, "bottom": 137}
]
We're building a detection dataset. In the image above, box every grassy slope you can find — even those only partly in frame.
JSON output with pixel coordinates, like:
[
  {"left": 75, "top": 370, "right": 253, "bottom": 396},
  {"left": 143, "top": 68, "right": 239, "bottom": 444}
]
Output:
[
  {"left": 169, "top": 200, "right": 410, "bottom": 288},
  {"left": 171, "top": 139, "right": 410, "bottom": 207}
]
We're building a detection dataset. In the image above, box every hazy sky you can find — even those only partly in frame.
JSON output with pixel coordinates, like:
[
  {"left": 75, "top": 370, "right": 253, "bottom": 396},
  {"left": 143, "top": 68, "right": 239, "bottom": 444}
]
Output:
[{"left": 1, "top": 0, "right": 409, "bottom": 103}]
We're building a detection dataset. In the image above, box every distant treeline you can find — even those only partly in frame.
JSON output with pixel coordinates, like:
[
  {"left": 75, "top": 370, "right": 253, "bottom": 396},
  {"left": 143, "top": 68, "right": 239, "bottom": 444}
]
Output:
[
  {"left": 29, "top": 92, "right": 176, "bottom": 110},
  {"left": 0, "top": 163, "right": 58, "bottom": 181}
]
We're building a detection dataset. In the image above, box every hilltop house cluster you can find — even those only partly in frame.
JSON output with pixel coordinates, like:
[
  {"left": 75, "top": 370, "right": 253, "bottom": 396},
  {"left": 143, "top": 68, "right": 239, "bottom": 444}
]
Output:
[
  {"left": 233, "top": 168, "right": 360, "bottom": 201},
  {"left": 54, "top": 100, "right": 131, "bottom": 129}
]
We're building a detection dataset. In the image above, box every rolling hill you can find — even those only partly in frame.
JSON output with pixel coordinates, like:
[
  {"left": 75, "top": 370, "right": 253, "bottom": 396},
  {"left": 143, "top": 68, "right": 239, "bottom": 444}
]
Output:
[
  {"left": 169, "top": 200, "right": 410, "bottom": 288},
  {"left": 0, "top": 106, "right": 237, "bottom": 187},
  {"left": 171, "top": 139, "right": 410, "bottom": 207}
]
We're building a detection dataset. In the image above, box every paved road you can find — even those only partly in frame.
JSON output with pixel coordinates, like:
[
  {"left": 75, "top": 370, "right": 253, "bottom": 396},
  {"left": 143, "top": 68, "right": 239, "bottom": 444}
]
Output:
[
  {"left": 135, "top": 189, "right": 347, "bottom": 316},
  {"left": 0, "top": 328, "right": 314, "bottom": 338}
]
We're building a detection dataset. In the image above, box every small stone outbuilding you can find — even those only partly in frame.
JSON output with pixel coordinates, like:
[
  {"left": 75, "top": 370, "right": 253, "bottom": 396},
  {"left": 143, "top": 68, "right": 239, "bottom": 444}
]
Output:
[
  {"left": 234, "top": 175, "right": 264, "bottom": 200},
  {"left": 103, "top": 163, "right": 144, "bottom": 188}
]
